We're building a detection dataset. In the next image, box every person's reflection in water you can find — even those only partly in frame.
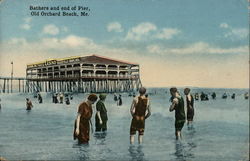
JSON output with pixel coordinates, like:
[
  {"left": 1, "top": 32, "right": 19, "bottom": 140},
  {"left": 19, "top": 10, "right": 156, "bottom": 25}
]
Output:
[
  {"left": 128, "top": 145, "right": 145, "bottom": 161},
  {"left": 174, "top": 140, "right": 185, "bottom": 160},
  {"left": 186, "top": 126, "right": 196, "bottom": 159},
  {"left": 72, "top": 143, "right": 90, "bottom": 161},
  {"left": 174, "top": 127, "right": 197, "bottom": 160},
  {"left": 94, "top": 131, "right": 107, "bottom": 145}
]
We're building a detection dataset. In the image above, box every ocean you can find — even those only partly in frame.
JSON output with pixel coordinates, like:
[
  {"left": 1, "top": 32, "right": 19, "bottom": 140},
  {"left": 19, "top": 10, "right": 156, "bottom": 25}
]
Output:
[{"left": 0, "top": 88, "right": 249, "bottom": 160}]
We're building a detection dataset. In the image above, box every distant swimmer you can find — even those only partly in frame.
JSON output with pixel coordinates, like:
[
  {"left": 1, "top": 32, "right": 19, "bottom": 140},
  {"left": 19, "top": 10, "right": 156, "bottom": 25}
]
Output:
[
  {"left": 194, "top": 93, "right": 199, "bottom": 100},
  {"left": 73, "top": 94, "right": 98, "bottom": 144},
  {"left": 65, "top": 95, "right": 70, "bottom": 105},
  {"left": 211, "top": 92, "right": 216, "bottom": 99},
  {"left": 114, "top": 94, "right": 118, "bottom": 102},
  {"left": 184, "top": 88, "right": 194, "bottom": 127},
  {"left": 117, "top": 94, "right": 122, "bottom": 106},
  {"left": 222, "top": 93, "right": 227, "bottom": 99},
  {"left": 38, "top": 93, "right": 43, "bottom": 104},
  {"left": 59, "top": 93, "right": 64, "bottom": 104},
  {"left": 169, "top": 87, "right": 185, "bottom": 140},
  {"left": 52, "top": 93, "right": 56, "bottom": 103},
  {"left": 231, "top": 93, "right": 235, "bottom": 99},
  {"left": 55, "top": 93, "right": 59, "bottom": 103},
  {"left": 200, "top": 92, "right": 209, "bottom": 101},
  {"left": 26, "top": 98, "right": 33, "bottom": 110},
  {"left": 95, "top": 94, "right": 108, "bottom": 132},
  {"left": 244, "top": 92, "right": 249, "bottom": 99},
  {"left": 130, "top": 87, "right": 151, "bottom": 144}
]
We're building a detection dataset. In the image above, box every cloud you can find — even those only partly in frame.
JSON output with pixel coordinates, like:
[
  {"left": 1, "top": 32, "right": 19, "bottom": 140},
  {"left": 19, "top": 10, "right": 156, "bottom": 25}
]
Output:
[
  {"left": 147, "top": 42, "right": 248, "bottom": 55},
  {"left": 42, "top": 24, "right": 60, "bottom": 35},
  {"left": 125, "top": 22, "right": 157, "bottom": 41},
  {"left": 20, "top": 24, "right": 31, "bottom": 30},
  {"left": 125, "top": 22, "right": 180, "bottom": 41},
  {"left": 24, "top": 17, "right": 32, "bottom": 24},
  {"left": 0, "top": 34, "right": 138, "bottom": 77},
  {"left": 60, "top": 35, "right": 97, "bottom": 48},
  {"left": 154, "top": 28, "right": 181, "bottom": 40},
  {"left": 107, "top": 22, "right": 123, "bottom": 32},
  {"left": 220, "top": 23, "right": 248, "bottom": 40},
  {"left": 220, "top": 23, "right": 229, "bottom": 29},
  {"left": 20, "top": 17, "right": 32, "bottom": 30},
  {"left": 225, "top": 28, "right": 248, "bottom": 39},
  {"left": 8, "top": 38, "right": 27, "bottom": 45}
]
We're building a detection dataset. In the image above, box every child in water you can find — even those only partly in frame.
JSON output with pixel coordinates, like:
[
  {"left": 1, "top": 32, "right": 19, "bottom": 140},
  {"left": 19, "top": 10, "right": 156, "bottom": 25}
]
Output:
[{"left": 26, "top": 98, "right": 33, "bottom": 110}]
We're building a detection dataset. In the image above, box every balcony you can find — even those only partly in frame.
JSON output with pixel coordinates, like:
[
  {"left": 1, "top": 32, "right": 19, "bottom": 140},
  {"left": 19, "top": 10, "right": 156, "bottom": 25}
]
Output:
[{"left": 27, "top": 74, "right": 139, "bottom": 80}]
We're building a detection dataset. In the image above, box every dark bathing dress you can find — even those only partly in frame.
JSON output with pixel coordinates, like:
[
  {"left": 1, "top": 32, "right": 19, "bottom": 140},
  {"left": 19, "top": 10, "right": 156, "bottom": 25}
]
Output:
[
  {"left": 173, "top": 97, "right": 185, "bottom": 131},
  {"left": 130, "top": 96, "right": 148, "bottom": 135},
  {"left": 74, "top": 102, "right": 93, "bottom": 143},
  {"left": 186, "top": 95, "right": 194, "bottom": 121},
  {"left": 95, "top": 100, "right": 108, "bottom": 132}
]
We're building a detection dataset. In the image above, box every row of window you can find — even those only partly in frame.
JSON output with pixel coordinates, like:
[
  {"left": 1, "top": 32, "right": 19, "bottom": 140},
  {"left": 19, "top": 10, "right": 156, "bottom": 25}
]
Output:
[{"left": 27, "top": 74, "right": 139, "bottom": 79}]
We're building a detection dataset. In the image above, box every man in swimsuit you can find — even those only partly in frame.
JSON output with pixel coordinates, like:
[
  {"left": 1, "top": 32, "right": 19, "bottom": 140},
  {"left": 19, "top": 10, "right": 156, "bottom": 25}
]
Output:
[
  {"left": 184, "top": 88, "right": 194, "bottom": 127},
  {"left": 169, "top": 87, "right": 185, "bottom": 140},
  {"left": 130, "top": 87, "right": 151, "bottom": 144}
]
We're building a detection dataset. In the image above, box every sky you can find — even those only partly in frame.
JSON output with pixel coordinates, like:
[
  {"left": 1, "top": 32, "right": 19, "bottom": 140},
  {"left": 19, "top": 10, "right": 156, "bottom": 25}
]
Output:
[{"left": 0, "top": 0, "right": 249, "bottom": 88}]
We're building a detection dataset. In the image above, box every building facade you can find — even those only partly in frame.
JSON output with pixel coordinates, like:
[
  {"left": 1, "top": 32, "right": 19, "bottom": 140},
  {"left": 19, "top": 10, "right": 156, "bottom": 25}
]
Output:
[{"left": 26, "top": 55, "right": 141, "bottom": 93}]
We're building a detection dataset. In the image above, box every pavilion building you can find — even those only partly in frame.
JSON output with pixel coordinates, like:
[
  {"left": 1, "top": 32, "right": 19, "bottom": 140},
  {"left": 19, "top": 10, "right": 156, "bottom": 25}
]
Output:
[{"left": 26, "top": 55, "right": 142, "bottom": 93}]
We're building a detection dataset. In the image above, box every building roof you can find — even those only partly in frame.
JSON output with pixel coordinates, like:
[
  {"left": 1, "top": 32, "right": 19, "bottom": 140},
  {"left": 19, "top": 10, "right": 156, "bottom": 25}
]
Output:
[
  {"left": 81, "top": 55, "right": 138, "bottom": 65},
  {"left": 27, "top": 54, "right": 138, "bottom": 67}
]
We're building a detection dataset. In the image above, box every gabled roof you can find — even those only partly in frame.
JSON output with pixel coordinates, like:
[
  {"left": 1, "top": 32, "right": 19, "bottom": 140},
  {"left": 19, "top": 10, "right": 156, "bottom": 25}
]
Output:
[
  {"left": 81, "top": 54, "right": 138, "bottom": 65},
  {"left": 27, "top": 54, "right": 138, "bottom": 67}
]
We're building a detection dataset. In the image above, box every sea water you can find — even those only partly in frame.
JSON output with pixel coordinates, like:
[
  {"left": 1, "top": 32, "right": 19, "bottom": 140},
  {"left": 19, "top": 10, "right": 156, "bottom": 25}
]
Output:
[{"left": 0, "top": 88, "right": 249, "bottom": 160}]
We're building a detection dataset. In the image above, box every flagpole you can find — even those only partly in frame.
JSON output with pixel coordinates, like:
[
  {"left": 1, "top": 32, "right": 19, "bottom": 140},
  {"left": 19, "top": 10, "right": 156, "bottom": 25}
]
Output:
[{"left": 11, "top": 61, "right": 13, "bottom": 93}]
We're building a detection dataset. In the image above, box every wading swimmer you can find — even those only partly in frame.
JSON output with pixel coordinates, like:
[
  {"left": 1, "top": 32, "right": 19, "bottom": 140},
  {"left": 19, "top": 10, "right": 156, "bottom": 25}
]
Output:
[
  {"left": 184, "top": 88, "right": 194, "bottom": 128},
  {"left": 38, "top": 93, "right": 43, "bottom": 104},
  {"left": 26, "top": 98, "right": 33, "bottom": 110},
  {"left": 95, "top": 94, "right": 108, "bottom": 132},
  {"left": 130, "top": 87, "right": 151, "bottom": 144},
  {"left": 74, "top": 94, "right": 98, "bottom": 144},
  {"left": 117, "top": 94, "right": 122, "bottom": 106},
  {"left": 169, "top": 87, "right": 185, "bottom": 140},
  {"left": 59, "top": 92, "right": 64, "bottom": 104}
]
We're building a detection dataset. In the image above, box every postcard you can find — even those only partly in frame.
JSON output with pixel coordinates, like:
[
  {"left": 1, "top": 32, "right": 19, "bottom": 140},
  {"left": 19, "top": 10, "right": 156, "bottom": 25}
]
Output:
[{"left": 0, "top": 0, "right": 249, "bottom": 160}]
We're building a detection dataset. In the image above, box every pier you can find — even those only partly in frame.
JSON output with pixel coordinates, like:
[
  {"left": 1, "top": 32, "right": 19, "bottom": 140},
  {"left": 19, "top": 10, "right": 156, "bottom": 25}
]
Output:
[{"left": 0, "top": 77, "right": 26, "bottom": 93}]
